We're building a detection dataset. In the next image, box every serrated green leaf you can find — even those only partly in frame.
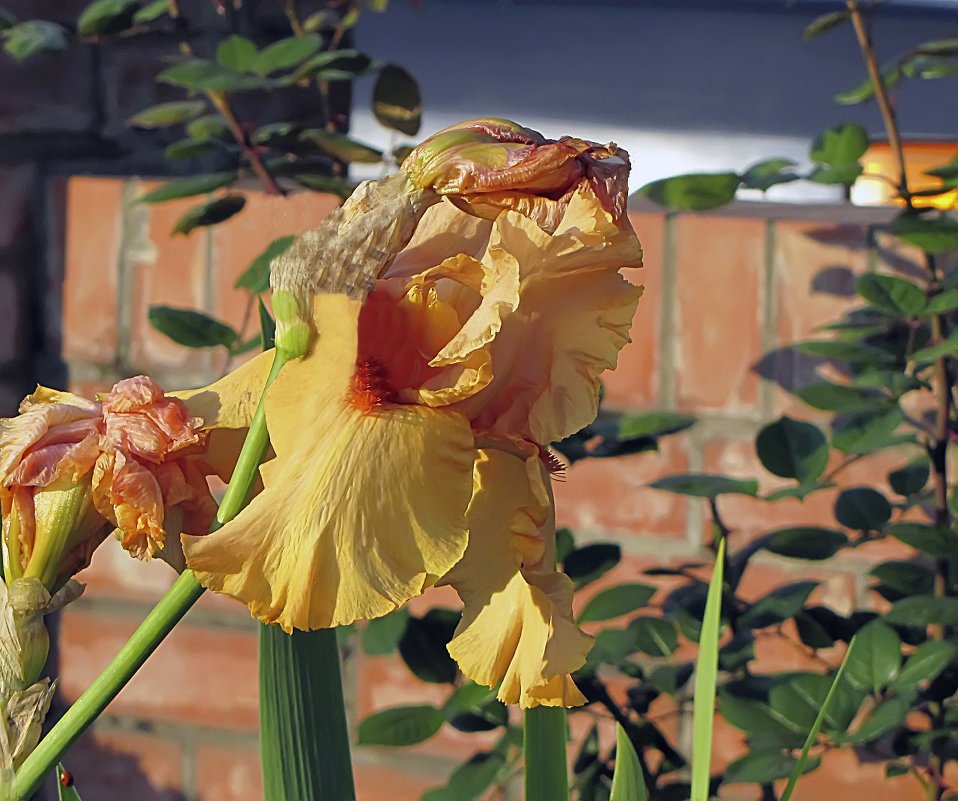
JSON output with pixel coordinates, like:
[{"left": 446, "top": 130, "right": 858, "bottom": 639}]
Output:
[
  {"left": 235, "top": 235, "right": 296, "bottom": 293},
  {"left": 651, "top": 473, "right": 759, "bottom": 499},
  {"left": 811, "top": 124, "right": 869, "bottom": 166},
  {"left": 857, "top": 272, "right": 926, "bottom": 317},
  {"left": 845, "top": 620, "right": 900, "bottom": 694},
  {"left": 372, "top": 64, "right": 422, "bottom": 136},
  {"left": 755, "top": 416, "right": 829, "bottom": 484},
  {"left": 358, "top": 704, "right": 444, "bottom": 746},
  {"left": 127, "top": 100, "right": 208, "bottom": 129},
  {"left": 253, "top": 34, "right": 322, "bottom": 75},
  {"left": 77, "top": 0, "right": 137, "bottom": 36},
  {"left": 886, "top": 522, "right": 958, "bottom": 557},
  {"left": 148, "top": 306, "right": 238, "bottom": 349},
  {"left": 172, "top": 194, "right": 245, "bottom": 235},
  {"left": 890, "top": 213, "right": 958, "bottom": 253},
  {"left": 579, "top": 583, "right": 655, "bottom": 622},
  {"left": 2, "top": 20, "right": 67, "bottom": 60},
  {"left": 610, "top": 724, "right": 648, "bottom": 801},
  {"left": 891, "top": 641, "right": 958, "bottom": 689},
  {"left": 763, "top": 527, "right": 848, "bottom": 560},
  {"left": 635, "top": 172, "right": 740, "bottom": 211},
  {"left": 885, "top": 595, "right": 958, "bottom": 627}
]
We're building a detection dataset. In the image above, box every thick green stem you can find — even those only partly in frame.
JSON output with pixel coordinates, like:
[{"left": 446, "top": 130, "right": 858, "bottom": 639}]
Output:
[
  {"left": 14, "top": 350, "right": 290, "bottom": 800},
  {"left": 259, "top": 626, "right": 355, "bottom": 800},
  {"left": 524, "top": 706, "right": 569, "bottom": 801}
]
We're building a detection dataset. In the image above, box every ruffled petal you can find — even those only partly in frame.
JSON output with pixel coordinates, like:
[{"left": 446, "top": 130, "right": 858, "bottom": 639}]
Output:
[
  {"left": 92, "top": 451, "right": 165, "bottom": 559},
  {"left": 183, "top": 293, "right": 477, "bottom": 631},
  {"left": 461, "top": 192, "right": 644, "bottom": 444},
  {"left": 444, "top": 449, "right": 592, "bottom": 708}
]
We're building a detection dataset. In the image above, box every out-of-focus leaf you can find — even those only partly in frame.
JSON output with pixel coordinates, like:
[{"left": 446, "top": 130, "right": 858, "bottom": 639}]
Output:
[
  {"left": 252, "top": 34, "right": 322, "bottom": 75},
  {"left": 741, "top": 158, "right": 799, "bottom": 191},
  {"left": 885, "top": 595, "right": 958, "bottom": 627},
  {"left": 890, "top": 641, "right": 958, "bottom": 690},
  {"left": 172, "top": 194, "right": 245, "bottom": 235},
  {"left": 762, "top": 527, "right": 848, "bottom": 560},
  {"left": 886, "top": 522, "right": 958, "bottom": 557},
  {"left": 139, "top": 173, "right": 235, "bottom": 204},
  {"left": 299, "top": 130, "right": 383, "bottom": 163},
  {"left": 844, "top": 697, "right": 908, "bottom": 743},
  {"left": 579, "top": 583, "right": 656, "bottom": 622},
  {"left": 834, "top": 487, "right": 892, "bottom": 531},
  {"left": 740, "top": 582, "right": 818, "bottom": 629},
  {"left": 831, "top": 407, "right": 905, "bottom": 455},
  {"left": 148, "top": 306, "right": 238, "bottom": 349},
  {"left": 217, "top": 34, "right": 258, "bottom": 72},
  {"left": 630, "top": 616, "right": 679, "bottom": 657},
  {"left": 362, "top": 608, "right": 409, "bottom": 656},
  {"left": 422, "top": 751, "right": 506, "bottom": 801},
  {"left": 564, "top": 543, "right": 621, "bottom": 588},
  {"left": 835, "top": 66, "right": 901, "bottom": 105},
  {"left": 857, "top": 273, "right": 926, "bottom": 317},
  {"left": 618, "top": 412, "right": 695, "bottom": 440},
  {"left": 870, "top": 560, "right": 935, "bottom": 598},
  {"left": 755, "top": 416, "right": 828, "bottom": 484},
  {"left": 78, "top": 0, "right": 137, "bottom": 36},
  {"left": 293, "top": 175, "right": 357, "bottom": 199},
  {"left": 133, "top": 0, "right": 168, "bottom": 23},
  {"left": 888, "top": 460, "right": 929, "bottom": 496},
  {"left": 127, "top": 100, "right": 207, "bottom": 129},
  {"left": 257, "top": 298, "right": 275, "bottom": 350},
  {"left": 635, "top": 173, "right": 740, "bottom": 211},
  {"left": 2, "top": 20, "right": 67, "bottom": 60},
  {"left": 796, "top": 382, "right": 883, "bottom": 412},
  {"left": 158, "top": 59, "right": 265, "bottom": 92},
  {"left": 650, "top": 474, "right": 759, "bottom": 499},
  {"left": 803, "top": 9, "right": 849, "bottom": 41},
  {"left": 372, "top": 64, "right": 422, "bottom": 135},
  {"left": 235, "top": 235, "right": 296, "bottom": 293},
  {"left": 164, "top": 138, "right": 217, "bottom": 162},
  {"left": 357, "top": 704, "right": 444, "bottom": 746},
  {"left": 187, "top": 114, "right": 229, "bottom": 140},
  {"left": 398, "top": 609, "right": 459, "bottom": 684},
  {"left": 890, "top": 213, "right": 958, "bottom": 253},
  {"left": 725, "top": 752, "right": 818, "bottom": 785},
  {"left": 289, "top": 50, "right": 377, "bottom": 82}
]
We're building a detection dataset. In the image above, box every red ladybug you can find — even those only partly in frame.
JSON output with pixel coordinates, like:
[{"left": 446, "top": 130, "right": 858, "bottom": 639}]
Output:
[{"left": 59, "top": 769, "right": 74, "bottom": 788}]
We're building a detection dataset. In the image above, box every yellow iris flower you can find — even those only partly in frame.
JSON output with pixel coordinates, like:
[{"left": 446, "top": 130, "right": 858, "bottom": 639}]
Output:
[{"left": 174, "top": 120, "right": 644, "bottom": 708}]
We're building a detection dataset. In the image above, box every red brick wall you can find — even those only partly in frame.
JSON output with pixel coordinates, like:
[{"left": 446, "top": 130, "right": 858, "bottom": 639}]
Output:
[{"left": 50, "top": 177, "right": 913, "bottom": 800}]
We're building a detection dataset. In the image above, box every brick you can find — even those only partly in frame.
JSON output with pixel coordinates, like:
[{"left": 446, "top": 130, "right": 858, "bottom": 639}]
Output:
[
  {"left": 62, "top": 177, "right": 124, "bottom": 363},
  {"left": 210, "top": 190, "right": 341, "bottom": 331},
  {"left": 59, "top": 608, "right": 259, "bottom": 729},
  {"left": 788, "top": 747, "right": 917, "bottom": 801},
  {"left": 65, "top": 727, "right": 184, "bottom": 801},
  {"left": 126, "top": 181, "right": 213, "bottom": 375},
  {"left": 354, "top": 755, "right": 450, "bottom": 801},
  {"left": 0, "top": 46, "right": 95, "bottom": 133},
  {"left": 602, "top": 211, "right": 666, "bottom": 410},
  {"left": 554, "top": 437, "right": 689, "bottom": 539},
  {"left": 674, "top": 215, "right": 766, "bottom": 414},
  {"left": 76, "top": 539, "right": 176, "bottom": 602},
  {"left": 195, "top": 743, "right": 262, "bottom": 801},
  {"left": 771, "top": 221, "right": 869, "bottom": 415}
]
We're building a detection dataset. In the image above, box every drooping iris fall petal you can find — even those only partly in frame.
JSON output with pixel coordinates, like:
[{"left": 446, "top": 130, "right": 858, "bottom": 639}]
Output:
[
  {"left": 443, "top": 448, "right": 592, "bottom": 708},
  {"left": 183, "top": 294, "right": 477, "bottom": 632}
]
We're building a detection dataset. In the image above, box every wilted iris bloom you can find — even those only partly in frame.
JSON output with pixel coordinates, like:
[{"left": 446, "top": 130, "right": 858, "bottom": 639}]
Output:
[
  {"left": 177, "top": 119, "right": 644, "bottom": 707},
  {"left": 0, "top": 377, "right": 216, "bottom": 590}
]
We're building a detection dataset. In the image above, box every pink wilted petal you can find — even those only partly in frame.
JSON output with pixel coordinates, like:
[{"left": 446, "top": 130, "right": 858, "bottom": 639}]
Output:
[{"left": 92, "top": 451, "right": 166, "bottom": 560}]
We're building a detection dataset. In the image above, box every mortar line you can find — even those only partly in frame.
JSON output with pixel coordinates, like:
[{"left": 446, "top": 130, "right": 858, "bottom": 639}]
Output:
[
  {"left": 657, "top": 212, "right": 678, "bottom": 410},
  {"left": 758, "top": 219, "right": 779, "bottom": 420}
]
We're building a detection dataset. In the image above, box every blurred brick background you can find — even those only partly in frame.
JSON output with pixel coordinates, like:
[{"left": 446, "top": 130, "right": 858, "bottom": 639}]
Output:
[{"left": 12, "top": 175, "right": 922, "bottom": 801}]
